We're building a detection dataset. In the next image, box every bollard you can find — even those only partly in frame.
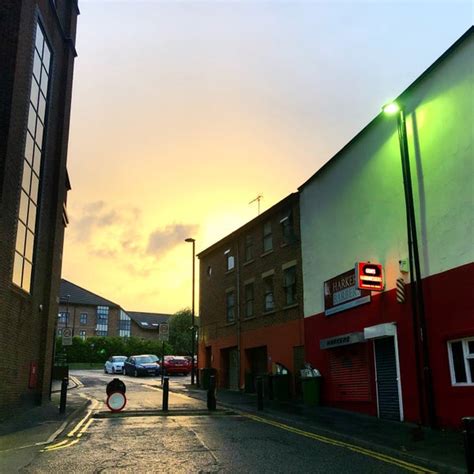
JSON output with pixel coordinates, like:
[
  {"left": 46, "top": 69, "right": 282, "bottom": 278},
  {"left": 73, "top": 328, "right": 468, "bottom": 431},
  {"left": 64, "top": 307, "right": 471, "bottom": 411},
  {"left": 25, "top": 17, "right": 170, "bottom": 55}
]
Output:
[
  {"left": 162, "top": 377, "right": 169, "bottom": 411},
  {"left": 59, "top": 376, "right": 68, "bottom": 414},
  {"left": 207, "top": 375, "right": 216, "bottom": 411},
  {"left": 463, "top": 417, "right": 474, "bottom": 474},
  {"left": 256, "top": 376, "right": 264, "bottom": 411}
]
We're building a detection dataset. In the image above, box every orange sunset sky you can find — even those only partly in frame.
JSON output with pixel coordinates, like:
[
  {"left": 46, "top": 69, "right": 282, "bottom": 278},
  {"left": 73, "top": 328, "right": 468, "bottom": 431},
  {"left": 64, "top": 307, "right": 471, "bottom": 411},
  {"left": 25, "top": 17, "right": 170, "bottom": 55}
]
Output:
[{"left": 63, "top": 0, "right": 471, "bottom": 314}]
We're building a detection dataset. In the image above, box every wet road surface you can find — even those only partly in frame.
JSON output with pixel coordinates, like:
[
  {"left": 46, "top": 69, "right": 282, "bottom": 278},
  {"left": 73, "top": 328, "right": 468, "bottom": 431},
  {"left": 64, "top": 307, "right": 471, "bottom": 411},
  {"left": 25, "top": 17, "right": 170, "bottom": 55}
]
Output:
[{"left": 21, "top": 371, "right": 430, "bottom": 473}]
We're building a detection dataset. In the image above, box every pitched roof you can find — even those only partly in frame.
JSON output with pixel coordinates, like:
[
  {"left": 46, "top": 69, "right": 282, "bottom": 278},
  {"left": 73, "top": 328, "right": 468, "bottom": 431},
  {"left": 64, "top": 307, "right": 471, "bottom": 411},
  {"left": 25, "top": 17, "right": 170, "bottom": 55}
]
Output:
[
  {"left": 59, "top": 279, "right": 119, "bottom": 307},
  {"left": 127, "top": 311, "right": 172, "bottom": 330}
]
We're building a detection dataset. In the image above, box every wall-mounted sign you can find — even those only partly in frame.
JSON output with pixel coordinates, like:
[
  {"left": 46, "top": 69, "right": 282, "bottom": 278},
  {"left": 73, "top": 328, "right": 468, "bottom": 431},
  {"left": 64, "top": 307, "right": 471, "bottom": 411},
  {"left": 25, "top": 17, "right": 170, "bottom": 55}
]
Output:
[
  {"left": 356, "top": 262, "right": 384, "bottom": 291},
  {"left": 62, "top": 327, "right": 72, "bottom": 346},
  {"left": 324, "top": 269, "right": 371, "bottom": 316},
  {"left": 320, "top": 332, "right": 365, "bottom": 349}
]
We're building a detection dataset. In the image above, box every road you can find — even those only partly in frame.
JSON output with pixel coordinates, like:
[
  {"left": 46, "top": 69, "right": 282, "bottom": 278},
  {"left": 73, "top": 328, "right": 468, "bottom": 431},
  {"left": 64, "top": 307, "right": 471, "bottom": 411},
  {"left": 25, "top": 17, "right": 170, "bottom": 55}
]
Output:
[{"left": 21, "top": 371, "right": 432, "bottom": 473}]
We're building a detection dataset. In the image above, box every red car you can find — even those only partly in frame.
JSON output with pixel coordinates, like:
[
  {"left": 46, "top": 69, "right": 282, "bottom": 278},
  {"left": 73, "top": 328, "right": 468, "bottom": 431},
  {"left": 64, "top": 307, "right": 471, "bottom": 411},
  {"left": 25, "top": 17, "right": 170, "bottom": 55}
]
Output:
[{"left": 162, "top": 356, "right": 191, "bottom": 375}]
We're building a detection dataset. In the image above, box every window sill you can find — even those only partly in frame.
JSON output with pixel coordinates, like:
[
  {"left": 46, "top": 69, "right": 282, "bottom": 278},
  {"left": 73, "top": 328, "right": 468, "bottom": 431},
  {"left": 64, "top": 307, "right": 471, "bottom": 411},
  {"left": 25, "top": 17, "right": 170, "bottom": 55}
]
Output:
[
  {"left": 225, "top": 269, "right": 235, "bottom": 275},
  {"left": 260, "top": 250, "right": 274, "bottom": 258},
  {"left": 243, "top": 259, "right": 255, "bottom": 267},
  {"left": 280, "top": 242, "right": 289, "bottom": 248},
  {"left": 450, "top": 383, "right": 474, "bottom": 387},
  {"left": 262, "top": 310, "right": 276, "bottom": 316},
  {"left": 10, "top": 282, "right": 31, "bottom": 299},
  {"left": 283, "top": 303, "right": 299, "bottom": 310},
  {"left": 224, "top": 321, "right": 236, "bottom": 327},
  {"left": 243, "top": 316, "right": 256, "bottom": 321}
]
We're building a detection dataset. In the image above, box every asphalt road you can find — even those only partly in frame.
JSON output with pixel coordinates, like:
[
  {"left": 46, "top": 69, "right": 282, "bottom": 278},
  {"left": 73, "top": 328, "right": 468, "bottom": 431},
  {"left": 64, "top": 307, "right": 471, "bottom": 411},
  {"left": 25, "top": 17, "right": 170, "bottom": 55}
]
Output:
[{"left": 21, "top": 371, "right": 427, "bottom": 473}]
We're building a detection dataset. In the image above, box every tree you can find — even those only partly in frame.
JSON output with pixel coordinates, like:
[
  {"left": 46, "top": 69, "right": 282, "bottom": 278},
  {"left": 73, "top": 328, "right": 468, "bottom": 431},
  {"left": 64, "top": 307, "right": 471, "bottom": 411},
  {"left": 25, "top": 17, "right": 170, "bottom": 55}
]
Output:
[{"left": 169, "top": 309, "right": 193, "bottom": 355}]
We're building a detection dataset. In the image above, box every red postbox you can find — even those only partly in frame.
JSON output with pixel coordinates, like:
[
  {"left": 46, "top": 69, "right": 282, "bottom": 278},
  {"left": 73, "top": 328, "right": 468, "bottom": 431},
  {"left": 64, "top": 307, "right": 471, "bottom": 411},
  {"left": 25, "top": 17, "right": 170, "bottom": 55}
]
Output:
[{"left": 29, "top": 361, "right": 38, "bottom": 388}]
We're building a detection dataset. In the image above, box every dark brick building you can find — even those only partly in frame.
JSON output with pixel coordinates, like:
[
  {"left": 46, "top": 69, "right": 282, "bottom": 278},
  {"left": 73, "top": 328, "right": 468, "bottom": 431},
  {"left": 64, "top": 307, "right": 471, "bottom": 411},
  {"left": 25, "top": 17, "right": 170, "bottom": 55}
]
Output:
[
  {"left": 58, "top": 280, "right": 171, "bottom": 340},
  {"left": 198, "top": 193, "right": 305, "bottom": 395},
  {"left": 0, "top": 1, "right": 79, "bottom": 416}
]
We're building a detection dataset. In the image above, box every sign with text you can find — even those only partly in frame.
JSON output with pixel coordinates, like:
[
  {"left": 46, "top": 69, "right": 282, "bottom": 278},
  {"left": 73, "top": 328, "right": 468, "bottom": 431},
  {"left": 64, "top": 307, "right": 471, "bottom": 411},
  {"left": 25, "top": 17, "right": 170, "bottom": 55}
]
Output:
[
  {"left": 62, "top": 327, "right": 72, "bottom": 346},
  {"left": 158, "top": 323, "right": 169, "bottom": 342},
  {"left": 356, "top": 262, "right": 384, "bottom": 291},
  {"left": 324, "top": 269, "right": 371, "bottom": 316}
]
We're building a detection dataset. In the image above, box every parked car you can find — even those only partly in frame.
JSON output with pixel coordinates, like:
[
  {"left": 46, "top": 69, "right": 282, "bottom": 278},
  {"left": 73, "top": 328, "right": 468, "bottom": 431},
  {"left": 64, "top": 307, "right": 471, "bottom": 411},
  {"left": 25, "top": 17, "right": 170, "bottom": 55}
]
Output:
[
  {"left": 162, "top": 356, "right": 191, "bottom": 376},
  {"left": 104, "top": 356, "right": 127, "bottom": 375},
  {"left": 124, "top": 355, "right": 160, "bottom": 377}
]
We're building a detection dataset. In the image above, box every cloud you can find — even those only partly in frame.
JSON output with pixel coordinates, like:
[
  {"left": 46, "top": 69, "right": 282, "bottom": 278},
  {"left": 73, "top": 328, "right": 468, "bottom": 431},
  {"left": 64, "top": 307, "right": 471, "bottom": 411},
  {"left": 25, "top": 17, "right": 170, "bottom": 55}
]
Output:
[{"left": 147, "top": 224, "right": 198, "bottom": 257}]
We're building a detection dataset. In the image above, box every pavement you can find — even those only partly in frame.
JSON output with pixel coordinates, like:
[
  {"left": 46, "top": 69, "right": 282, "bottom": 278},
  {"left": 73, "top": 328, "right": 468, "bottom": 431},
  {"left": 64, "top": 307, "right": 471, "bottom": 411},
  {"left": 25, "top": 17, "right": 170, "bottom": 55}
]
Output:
[
  {"left": 174, "top": 383, "right": 467, "bottom": 474},
  {"left": 0, "top": 379, "right": 89, "bottom": 472},
  {"left": 0, "top": 372, "right": 467, "bottom": 473}
]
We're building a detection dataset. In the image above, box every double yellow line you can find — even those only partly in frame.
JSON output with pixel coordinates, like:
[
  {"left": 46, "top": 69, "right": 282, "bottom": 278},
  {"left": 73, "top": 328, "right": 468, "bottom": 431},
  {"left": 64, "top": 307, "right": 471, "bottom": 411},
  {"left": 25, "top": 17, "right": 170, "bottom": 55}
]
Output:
[
  {"left": 243, "top": 413, "right": 436, "bottom": 474},
  {"left": 41, "top": 410, "right": 95, "bottom": 452}
]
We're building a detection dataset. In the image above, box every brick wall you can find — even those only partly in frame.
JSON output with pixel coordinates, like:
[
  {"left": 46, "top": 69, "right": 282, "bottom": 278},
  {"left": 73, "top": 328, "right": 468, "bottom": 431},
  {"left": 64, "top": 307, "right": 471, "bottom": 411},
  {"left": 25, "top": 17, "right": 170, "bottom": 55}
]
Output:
[{"left": 0, "top": 0, "right": 78, "bottom": 417}]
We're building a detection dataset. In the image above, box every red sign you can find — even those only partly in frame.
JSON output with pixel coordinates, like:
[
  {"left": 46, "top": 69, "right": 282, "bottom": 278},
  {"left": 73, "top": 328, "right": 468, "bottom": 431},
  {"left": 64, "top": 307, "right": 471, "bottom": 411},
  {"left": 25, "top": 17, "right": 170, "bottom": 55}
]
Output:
[
  {"left": 28, "top": 362, "right": 38, "bottom": 388},
  {"left": 356, "top": 262, "right": 384, "bottom": 291},
  {"left": 106, "top": 391, "right": 127, "bottom": 412}
]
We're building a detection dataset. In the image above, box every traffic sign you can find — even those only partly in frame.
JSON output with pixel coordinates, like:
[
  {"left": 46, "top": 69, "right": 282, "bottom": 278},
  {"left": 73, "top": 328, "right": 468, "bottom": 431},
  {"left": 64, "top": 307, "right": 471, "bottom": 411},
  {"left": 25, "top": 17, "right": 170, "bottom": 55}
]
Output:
[
  {"left": 158, "top": 323, "right": 169, "bottom": 342},
  {"left": 62, "top": 327, "right": 73, "bottom": 346},
  {"left": 106, "top": 391, "right": 127, "bottom": 412},
  {"left": 356, "top": 262, "right": 384, "bottom": 291}
]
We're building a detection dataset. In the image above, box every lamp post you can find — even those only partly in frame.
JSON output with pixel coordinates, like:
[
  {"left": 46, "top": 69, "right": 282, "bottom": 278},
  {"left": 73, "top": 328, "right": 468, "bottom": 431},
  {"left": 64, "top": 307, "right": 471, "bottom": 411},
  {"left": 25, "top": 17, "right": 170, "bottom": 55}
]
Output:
[
  {"left": 185, "top": 237, "right": 196, "bottom": 385},
  {"left": 383, "top": 101, "right": 436, "bottom": 428}
]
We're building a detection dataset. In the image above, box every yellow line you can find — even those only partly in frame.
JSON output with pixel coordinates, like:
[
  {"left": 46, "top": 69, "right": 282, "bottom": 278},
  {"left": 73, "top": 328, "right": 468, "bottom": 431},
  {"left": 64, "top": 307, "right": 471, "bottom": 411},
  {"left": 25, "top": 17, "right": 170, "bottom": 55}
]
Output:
[
  {"left": 42, "top": 439, "right": 80, "bottom": 452},
  {"left": 76, "top": 418, "right": 94, "bottom": 438},
  {"left": 41, "top": 439, "right": 70, "bottom": 450},
  {"left": 67, "top": 410, "right": 92, "bottom": 437},
  {"left": 243, "top": 414, "right": 436, "bottom": 474}
]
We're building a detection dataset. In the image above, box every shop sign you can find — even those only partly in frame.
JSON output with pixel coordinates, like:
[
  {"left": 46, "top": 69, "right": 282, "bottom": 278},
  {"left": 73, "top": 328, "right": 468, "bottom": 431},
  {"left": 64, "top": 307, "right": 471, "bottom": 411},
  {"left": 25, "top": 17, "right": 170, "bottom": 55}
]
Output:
[
  {"left": 320, "top": 332, "right": 365, "bottom": 349},
  {"left": 356, "top": 262, "right": 384, "bottom": 291},
  {"left": 324, "top": 269, "right": 371, "bottom": 316}
]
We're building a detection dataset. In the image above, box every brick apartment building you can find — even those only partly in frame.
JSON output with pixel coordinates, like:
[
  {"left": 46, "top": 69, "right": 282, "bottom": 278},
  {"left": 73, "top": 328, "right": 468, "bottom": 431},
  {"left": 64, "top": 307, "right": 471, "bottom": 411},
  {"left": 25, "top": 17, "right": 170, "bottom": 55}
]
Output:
[
  {"left": 198, "top": 193, "right": 305, "bottom": 395},
  {"left": 0, "top": 1, "right": 79, "bottom": 416},
  {"left": 58, "top": 279, "right": 171, "bottom": 340}
]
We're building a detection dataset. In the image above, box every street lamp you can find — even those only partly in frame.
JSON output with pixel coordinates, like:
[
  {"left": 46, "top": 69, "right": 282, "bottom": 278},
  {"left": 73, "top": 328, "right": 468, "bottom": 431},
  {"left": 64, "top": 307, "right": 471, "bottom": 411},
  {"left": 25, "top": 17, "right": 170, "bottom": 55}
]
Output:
[
  {"left": 185, "top": 237, "right": 196, "bottom": 385},
  {"left": 383, "top": 101, "right": 436, "bottom": 428}
]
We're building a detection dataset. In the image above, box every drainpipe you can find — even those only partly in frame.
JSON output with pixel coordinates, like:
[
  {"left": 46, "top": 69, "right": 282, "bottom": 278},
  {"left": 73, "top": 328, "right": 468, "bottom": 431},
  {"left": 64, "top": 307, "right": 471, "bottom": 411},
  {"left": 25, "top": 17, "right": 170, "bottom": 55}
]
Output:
[{"left": 236, "top": 241, "right": 241, "bottom": 390}]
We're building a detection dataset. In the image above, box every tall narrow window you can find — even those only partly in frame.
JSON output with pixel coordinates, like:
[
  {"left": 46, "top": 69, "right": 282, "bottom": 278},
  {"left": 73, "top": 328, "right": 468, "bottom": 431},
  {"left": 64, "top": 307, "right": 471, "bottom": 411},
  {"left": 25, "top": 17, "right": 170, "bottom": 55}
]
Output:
[
  {"left": 226, "top": 291, "right": 235, "bottom": 323},
  {"left": 96, "top": 306, "right": 109, "bottom": 336},
  {"left": 244, "top": 283, "right": 254, "bottom": 318},
  {"left": 263, "top": 222, "right": 272, "bottom": 253},
  {"left": 280, "top": 210, "right": 294, "bottom": 244},
  {"left": 80, "top": 313, "right": 88, "bottom": 325},
  {"left": 12, "top": 22, "right": 51, "bottom": 292},
  {"left": 263, "top": 276, "right": 274, "bottom": 312},
  {"left": 283, "top": 266, "right": 297, "bottom": 306},
  {"left": 245, "top": 235, "right": 254, "bottom": 262},
  {"left": 119, "top": 310, "right": 131, "bottom": 337}
]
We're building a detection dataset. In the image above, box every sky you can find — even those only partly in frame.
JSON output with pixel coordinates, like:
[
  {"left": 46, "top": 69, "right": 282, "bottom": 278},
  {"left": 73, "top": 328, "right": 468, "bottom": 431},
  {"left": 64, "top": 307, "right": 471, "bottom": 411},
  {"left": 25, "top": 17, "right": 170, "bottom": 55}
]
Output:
[{"left": 63, "top": 0, "right": 472, "bottom": 314}]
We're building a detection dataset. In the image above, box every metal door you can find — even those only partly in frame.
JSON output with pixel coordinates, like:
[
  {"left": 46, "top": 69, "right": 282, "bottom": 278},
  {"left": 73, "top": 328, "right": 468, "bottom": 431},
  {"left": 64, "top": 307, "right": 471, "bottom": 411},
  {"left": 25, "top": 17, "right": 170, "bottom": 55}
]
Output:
[{"left": 374, "top": 336, "right": 401, "bottom": 421}]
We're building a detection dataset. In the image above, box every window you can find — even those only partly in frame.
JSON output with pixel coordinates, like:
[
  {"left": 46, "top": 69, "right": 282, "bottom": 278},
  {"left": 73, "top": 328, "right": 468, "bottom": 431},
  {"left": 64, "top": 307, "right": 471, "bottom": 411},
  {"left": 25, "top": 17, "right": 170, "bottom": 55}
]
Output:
[
  {"left": 245, "top": 235, "right": 254, "bottom": 262},
  {"left": 244, "top": 283, "right": 254, "bottom": 318},
  {"left": 119, "top": 310, "right": 131, "bottom": 337},
  {"left": 448, "top": 337, "right": 474, "bottom": 385},
  {"left": 96, "top": 305, "right": 109, "bottom": 336},
  {"left": 58, "top": 311, "right": 69, "bottom": 325},
  {"left": 280, "top": 210, "right": 294, "bottom": 244},
  {"left": 263, "top": 221, "right": 272, "bottom": 253},
  {"left": 79, "top": 330, "right": 86, "bottom": 340},
  {"left": 12, "top": 22, "right": 51, "bottom": 293},
  {"left": 225, "top": 250, "right": 235, "bottom": 271},
  {"left": 283, "top": 266, "right": 297, "bottom": 306},
  {"left": 263, "top": 276, "right": 274, "bottom": 312},
  {"left": 226, "top": 291, "right": 235, "bottom": 323},
  {"left": 80, "top": 313, "right": 88, "bottom": 325}
]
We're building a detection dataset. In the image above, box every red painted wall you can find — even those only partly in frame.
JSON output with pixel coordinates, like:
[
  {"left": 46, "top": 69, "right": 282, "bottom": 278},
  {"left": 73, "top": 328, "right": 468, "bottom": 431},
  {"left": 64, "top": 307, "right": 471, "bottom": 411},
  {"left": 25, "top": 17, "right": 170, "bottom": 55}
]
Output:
[
  {"left": 199, "top": 318, "right": 304, "bottom": 390},
  {"left": 304, "top": 263, "right": 474, "bottom": 428}
]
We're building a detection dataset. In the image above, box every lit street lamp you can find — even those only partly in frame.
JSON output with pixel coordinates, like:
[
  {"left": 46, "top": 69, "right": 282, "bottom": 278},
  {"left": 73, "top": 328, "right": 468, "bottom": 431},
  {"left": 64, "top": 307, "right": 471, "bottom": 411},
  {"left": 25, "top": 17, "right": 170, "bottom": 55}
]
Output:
[
  {"left": 185, "top": 237, "right": 196, "bottom": 385},
  {"left": 383, "top": 101, "right": 436, "bottom": 428}
]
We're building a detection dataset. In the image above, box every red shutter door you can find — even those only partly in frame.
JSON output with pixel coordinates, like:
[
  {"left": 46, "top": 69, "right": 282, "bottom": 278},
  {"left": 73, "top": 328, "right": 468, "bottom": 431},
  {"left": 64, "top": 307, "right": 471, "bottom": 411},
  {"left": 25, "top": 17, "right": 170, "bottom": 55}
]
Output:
[{"left": 329, "top": 344, "right": 371, "bottom": 401}]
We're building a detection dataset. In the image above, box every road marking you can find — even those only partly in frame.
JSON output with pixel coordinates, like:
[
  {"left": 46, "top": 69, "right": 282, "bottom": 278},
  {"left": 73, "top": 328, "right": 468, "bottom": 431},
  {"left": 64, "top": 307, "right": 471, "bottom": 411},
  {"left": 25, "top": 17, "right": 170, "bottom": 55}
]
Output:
[
  {"left": 67, "top": 410, "right": 93, "bottom": 437},
  {"left": 42, "top": 439, "right": 80, "bottom": 452},
  {"left": 76, "top": 418, "right": 94, "bottom": 438},
  {"left": 243, "top": 413, "right": 436, "bottom": 474}
]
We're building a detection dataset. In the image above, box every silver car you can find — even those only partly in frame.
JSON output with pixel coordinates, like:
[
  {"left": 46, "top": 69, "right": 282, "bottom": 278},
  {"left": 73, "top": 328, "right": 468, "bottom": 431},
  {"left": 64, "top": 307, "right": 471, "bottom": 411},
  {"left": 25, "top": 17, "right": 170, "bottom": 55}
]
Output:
[{"left": 104, "top": 356, "right": 127, "bottom": 374}]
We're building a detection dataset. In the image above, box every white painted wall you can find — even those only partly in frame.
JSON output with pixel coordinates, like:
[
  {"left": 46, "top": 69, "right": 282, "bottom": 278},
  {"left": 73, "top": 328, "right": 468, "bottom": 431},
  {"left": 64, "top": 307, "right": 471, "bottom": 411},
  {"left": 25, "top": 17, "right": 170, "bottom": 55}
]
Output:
[{"left": 301, "top": 34, "right": 473, "bottom": 317}]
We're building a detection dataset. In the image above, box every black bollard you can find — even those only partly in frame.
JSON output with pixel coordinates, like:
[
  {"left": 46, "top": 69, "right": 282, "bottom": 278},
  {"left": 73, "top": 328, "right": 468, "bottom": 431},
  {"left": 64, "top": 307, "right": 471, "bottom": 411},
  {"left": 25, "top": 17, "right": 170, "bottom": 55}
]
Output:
[
  {"left": 256, "top": 376, "right": 264, "bottom": 411},
  {"left": 59, "top": 376, "right": 68, "bottom": 414},
  {"left": 162, "top": 376, "right": 169, "bottom": 411},
  {"left": 463, "top": 417, "right": 474, "bottom": 474},
  {"left": 207, "top": 375, "right": 216, "bottom": 411}
]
